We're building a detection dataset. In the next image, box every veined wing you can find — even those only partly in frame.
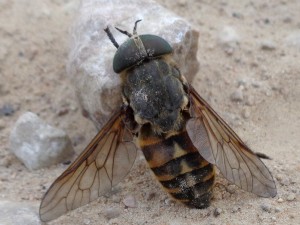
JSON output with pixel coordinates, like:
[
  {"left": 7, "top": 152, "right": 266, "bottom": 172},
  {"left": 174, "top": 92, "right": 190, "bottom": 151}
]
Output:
[
  {"left": 186, "top": 85, "right": 276, "bottom": 197},
  {"left": 40, "top": 111, "right": 137, "bottom": 222}
]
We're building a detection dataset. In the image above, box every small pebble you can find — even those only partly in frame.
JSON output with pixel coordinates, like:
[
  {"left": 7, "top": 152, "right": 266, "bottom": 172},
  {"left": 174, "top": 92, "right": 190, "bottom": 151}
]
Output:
[
  {"left": 274, "top": 207, "right": 281, "bottom": 213},
  {"left": 286, "top": 193, "right": 295, "bottom": 201},
  {"left": 0, "top": 104, "right": 15, "bottom": 116},
  {"left": 237, "top": 79, "right": 247, "bottom": 87},
  {"left": 271, "top": 217, "right": 277, "bottom": 221},
  {"left": 213, "top": 208, "right": 223, "bottom": 217},
  {"left": 103, "top": 208, "right": 121, "bottom": 220},
  {"left": 275, "top": 173, "right": 283, "bottom": 181},
  {"left": 218, "top": 26, "right": 240, "bottom": 55},
  {"left": 230, "top": 89, "right": 244, "bottom": 102},
  {"left": 232, "top": 12, "right": 244, "bottom": 19},
  {"left": 251, "top": 81, "right": 261, "bottom": 88},
  {"left": 62, "top": 160, "right": 71, "bottom": 165},
  {"left": 260, "top": 40, "right": 276, "bottom": 50},
  {"left": 261, "top": 203, "right": 272, "bottom": 213},
  {"left": 277, "top": 198, "right": 284, "bottom": 203},
  {"left": 219, "top": 26, "right": 240, "bottom": 47},
  {"left": 242, "top": 108, "right": 250, "bottom": 119},
  {"left": 123, "top": 195, "right": 137, "bottom": 208},
  {"left": 164, "top": 198, "right": 175, "bottom": 206}
]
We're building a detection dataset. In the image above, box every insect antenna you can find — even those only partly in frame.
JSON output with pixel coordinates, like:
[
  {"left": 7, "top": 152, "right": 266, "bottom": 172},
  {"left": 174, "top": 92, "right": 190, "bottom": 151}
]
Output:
[
  {"left": 115, "top": 27, "right": 132, "bottom": 37},
  {"left": 133, "top": 19, "right": 142, "bottom": 35},
  {"left": 104, "top": 26, "right": 119, "bottom": 49},
  {"left": 115, "top": 19, "right": 142, "bottom": 37}
]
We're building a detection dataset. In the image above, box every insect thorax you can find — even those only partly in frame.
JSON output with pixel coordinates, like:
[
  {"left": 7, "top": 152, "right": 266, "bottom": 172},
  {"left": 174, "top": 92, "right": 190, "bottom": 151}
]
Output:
[{"left": 122, "top": 57, "right": 188, "bottom": 133}]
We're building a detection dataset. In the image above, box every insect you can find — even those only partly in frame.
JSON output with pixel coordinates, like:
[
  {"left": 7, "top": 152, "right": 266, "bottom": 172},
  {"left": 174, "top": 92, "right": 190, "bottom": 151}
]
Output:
[{"left": 39, "top": 20, "right": 276, "bottom": 222}]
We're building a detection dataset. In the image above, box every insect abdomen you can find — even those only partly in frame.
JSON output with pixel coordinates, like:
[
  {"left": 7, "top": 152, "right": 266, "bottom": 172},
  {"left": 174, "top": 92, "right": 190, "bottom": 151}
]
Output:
[{"left": 139, "top": 125, "right": 215, "bottom": 208}]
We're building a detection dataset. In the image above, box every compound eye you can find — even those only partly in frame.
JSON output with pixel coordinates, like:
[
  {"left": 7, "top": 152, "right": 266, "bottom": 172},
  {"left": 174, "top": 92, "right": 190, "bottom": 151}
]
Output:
[
  {"left": 112, "top": 35, "right": 173, "bottom": 73},
  {"left": 140, "top": 35, "right": 173, "bottom": 57}
]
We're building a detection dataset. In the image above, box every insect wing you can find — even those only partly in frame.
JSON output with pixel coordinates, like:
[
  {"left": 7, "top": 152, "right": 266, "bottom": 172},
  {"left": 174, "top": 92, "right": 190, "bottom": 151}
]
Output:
[
  {"left": 39, "top": 111, "right": 137, "bottom": 222},
  {"left": 186, "top": 86, "right": 276, "bottom": 198}
]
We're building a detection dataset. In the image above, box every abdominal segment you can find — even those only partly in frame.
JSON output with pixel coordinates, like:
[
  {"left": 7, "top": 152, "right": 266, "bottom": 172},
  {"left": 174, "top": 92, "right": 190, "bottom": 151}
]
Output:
[{"left": 138, "top": 125, "right": 215, "bottom": 208}]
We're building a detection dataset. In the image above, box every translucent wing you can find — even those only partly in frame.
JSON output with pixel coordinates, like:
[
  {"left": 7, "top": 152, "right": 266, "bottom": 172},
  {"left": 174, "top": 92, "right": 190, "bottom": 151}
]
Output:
[
  {"left": 186, "top": 85, "right": 276, "bottom": 197},
  {"left": 39, "top": 111, "right": 137, "bottom": 222}
]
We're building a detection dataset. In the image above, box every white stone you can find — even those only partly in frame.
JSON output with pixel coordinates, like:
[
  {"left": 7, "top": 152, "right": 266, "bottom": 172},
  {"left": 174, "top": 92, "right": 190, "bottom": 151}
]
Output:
[
  {"left": 123, "top": 195, "right": 137, "bottom": 208},
  {"left": 218, "top": 26, "right": 240, "bottom": 49},
  {"left": 67, "top": 0, "right": 199, "bottom": 129},
  {"left": 10, "top": 112, "right": 74, "bottom": 170},
  {"left": 0, "top": 201, "right": 40, "bottom": 225}
]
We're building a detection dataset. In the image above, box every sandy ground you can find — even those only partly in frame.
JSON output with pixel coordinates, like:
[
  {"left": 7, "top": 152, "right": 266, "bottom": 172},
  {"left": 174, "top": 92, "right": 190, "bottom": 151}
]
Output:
[{"left": 1, "top": 0, "right": 300, "bottom": 224}]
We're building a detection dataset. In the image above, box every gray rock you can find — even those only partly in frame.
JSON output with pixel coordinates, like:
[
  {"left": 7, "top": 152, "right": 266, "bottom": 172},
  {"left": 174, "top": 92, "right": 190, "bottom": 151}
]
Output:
[
  {"left": 123, "top": 195, "right": 137, "bottom": 208},
  {"left": 0, "top": 103, "right": 15, "bottom": 116},
  {"left": 261, "top": 203, "right": 272, "bottom": 213},
  {"left": 67, "top": 0, "right": 199, "bottom": 129},
  {"left": 0, "top": 201, "right": 40, "bottom": 225},
  {"left": 10, "top": 112, "right": 74, "bottom": 170},
  {"left": 274, "top": 207, "right": 281, "bottom": 212}
]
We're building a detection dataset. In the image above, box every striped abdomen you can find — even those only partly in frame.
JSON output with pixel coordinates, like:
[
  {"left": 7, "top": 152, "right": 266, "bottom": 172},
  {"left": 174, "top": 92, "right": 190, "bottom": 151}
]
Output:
[{"left": 138, "top": 125, "right": 215, "bottom": 208}]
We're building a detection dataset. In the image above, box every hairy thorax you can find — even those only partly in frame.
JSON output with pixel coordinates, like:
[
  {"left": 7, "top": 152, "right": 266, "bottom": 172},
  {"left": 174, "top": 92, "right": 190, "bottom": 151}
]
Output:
[{"left": 121, "top": 56, "right": 188, "bottom": 133}]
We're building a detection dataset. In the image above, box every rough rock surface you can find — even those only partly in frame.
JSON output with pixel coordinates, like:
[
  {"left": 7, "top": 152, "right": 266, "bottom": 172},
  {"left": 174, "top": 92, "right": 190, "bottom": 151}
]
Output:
[
  {"left": 0, "top": 201, "right": 40, "bottom": 225},
  {"left": 10, "top": 112, "right": 74, "bottom": 170},
  {"left": 67, "top": 0, "right": 199, "bottom": 129}
]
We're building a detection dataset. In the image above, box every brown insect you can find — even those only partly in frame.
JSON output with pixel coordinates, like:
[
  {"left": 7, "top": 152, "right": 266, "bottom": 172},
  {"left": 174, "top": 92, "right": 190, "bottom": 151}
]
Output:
[{"left": 39, "top": 21, "right": 276, "bottom": 222}]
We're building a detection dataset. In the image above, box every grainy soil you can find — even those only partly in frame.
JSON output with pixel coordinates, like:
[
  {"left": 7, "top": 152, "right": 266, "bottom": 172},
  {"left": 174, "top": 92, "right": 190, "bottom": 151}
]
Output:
[{"left": 0, "top": 0, "right": 299, "bottom": 225}]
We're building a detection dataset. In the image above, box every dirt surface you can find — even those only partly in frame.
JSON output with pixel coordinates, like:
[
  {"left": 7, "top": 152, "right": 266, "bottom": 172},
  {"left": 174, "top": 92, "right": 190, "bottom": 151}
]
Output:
[{"left": 1, "top": 0, "right": 299, "bottom": 224}]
